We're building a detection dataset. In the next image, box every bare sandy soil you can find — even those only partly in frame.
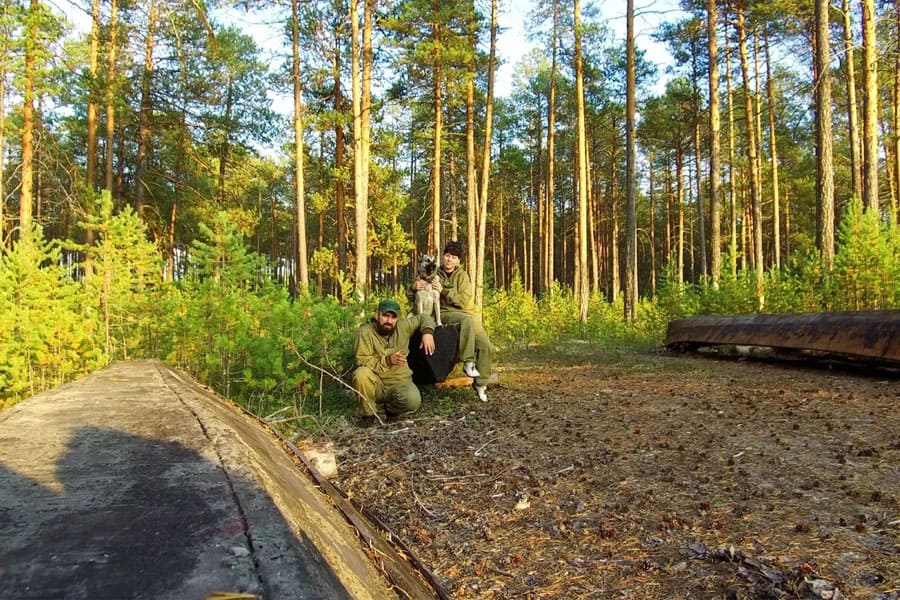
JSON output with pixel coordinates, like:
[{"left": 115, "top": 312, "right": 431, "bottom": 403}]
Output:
[{"left": 332, "top": 345, "right": 899, "bottom": 599}]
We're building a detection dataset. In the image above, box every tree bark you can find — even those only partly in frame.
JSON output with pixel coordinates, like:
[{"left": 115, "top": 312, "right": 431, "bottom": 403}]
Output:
[
  {"left": 475, "top": 0, "right": 497, "bottom": 310},
  {"left": 430, "top": 0, "right": 443, "bottom": 253},
  {"left": 860, "top": 0, "right": 879, "bottom": 214},
  {"left": 815, "top": 0, "right": 835, "bottom": 266},
  {"left": 0, "top": 0, "right": 7, "bottom": 247},
  {"left": 893, "top": 3, "right": 900, "bottom": 227},
  {"left": 292, "top": 0, "right": 309, "bottom": 293},
  {"left": 624, "top": 0, "right": 637, "bottom": 320},
  {"left": 105, "top": 0, "right": 118, "bottom": 195},
  {"left": 675, "top": 148, "right": 684, "bottom": 288},
  {"left": 707, "top": 0, "right": 721, "bottom": 285},
  {"left": 736, "top": 4, "right": 764, "bottom": 307},
  {"left": 545, "top": 0, "right": 558, "bottom": 294},
  {"left": 135, "top": 0, "right": 157, "bottom": 220},
  {"left": 574, "top": 0, "right": 589, "bottom": 323},
  {"left": 841, "top": 0, "right": 862, "bottom": 202},
  {"left": 19, "top": 0, "right": 38, "bottom": 243},
  {"left": 333, "top": 18, "right": 347, "bottom": 273},
  {"left": 764, "top": 29, "right": 782, "bottom": 268},
  {"left": 725, "top": 28, "right": 738, "bottom": 277},
  {"left": 466, "top": 2, "right": 477, "bottom": 276},
  {"left": 351, "top": 0, "right": 367, "bottom": 298}
]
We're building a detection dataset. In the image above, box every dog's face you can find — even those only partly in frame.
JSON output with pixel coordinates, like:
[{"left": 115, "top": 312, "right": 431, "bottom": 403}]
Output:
[{"left": 418, "top": 254, "right": 437, "bottom": 278}]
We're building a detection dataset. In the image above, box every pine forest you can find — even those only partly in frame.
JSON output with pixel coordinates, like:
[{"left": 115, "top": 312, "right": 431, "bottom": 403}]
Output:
[{"left": 0, "top": 0, "right": 898, "bottom": 411}]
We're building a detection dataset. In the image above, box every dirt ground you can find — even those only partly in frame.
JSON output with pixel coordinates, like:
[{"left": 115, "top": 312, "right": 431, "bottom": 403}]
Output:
[{"left": 331, "top": 344, "right": 900, "bottom": 599}]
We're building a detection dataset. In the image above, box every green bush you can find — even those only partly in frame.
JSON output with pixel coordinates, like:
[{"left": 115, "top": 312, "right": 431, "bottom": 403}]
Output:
[{"left": 0, "top": 229, "right": 103, "bottom": 405}]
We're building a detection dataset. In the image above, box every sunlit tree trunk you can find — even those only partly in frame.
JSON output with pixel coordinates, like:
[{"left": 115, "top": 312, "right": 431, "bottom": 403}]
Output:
[
  {"left": 449, "top": 159, "right": 458, "bottom": 240},
  {"left": 587, "top": 148, "right": 599, "bottom": 291},
  {"left": 534, "top": 111, "right": 543, "bottom": 293},
  {"left": 333, "top": 17, "right": 347, "bottom": 273},
  {"left": 574, "top": 0, "right": 589, "bottom": 323},
  {"left": 648, "top": 150, "right": 657, "bottom": 296},
  {"left": 609, "top": 156, "right": 620, "bottom": 299},
  {"left": 105, "top": 0, "right": 118, "bottom": 195},
  {"left": 690, "top": 45, "right": 707, "bottom": 281},
  {"left": 725, "top": 29, "right": 738, "bottom": 277},
  {"left": 675, "top": 148, "right": 684, "bottom": 287},
  {"left": 523, "top": 208, "right": 531, "bottom": 289},
  {"left": 292, "top": 0, "right": 308, "bottom": 293},
  {"left": 707, "top": 0, "right": 721, "bottom": 285},
  {"left": 474, "top": 0, "right": 497, "bottom": 310},
  {"left": 351, "top": 0, "right": 367, "bottom": 298},
  {"left": 82, "top": 0, "right": 100, "bottom": 258},
  {"left": 893, "top": 3, "right": 900, "bottom": 227},
  {"left": 663, "top": 152, "right": 673, "bottom": 260},
  {"left": 693, "top": 116, "right": 705, "bottom": 279},
  {"left": 430, "top": 0, "right": 443, "bottom": 253},
  {"left": 361, "top": 0, "right": 373, "bottom": 238},
  {"left": 841, "top": 0, "right": 862, "bottom": 202},
  {"left": 860, "top": 0, "right": 879, "bottom": 214},
  {"left": 736, "top": 4, "right": 763, "bottom": 307},
  {"left": 764, "top": 29, "right": 781, "bottom": 269},
  {"left": 624, "top": 0, "right": 637, "bottom": 320},
  {"left": 19, "top": 0, "right": 38, "bottom": 244},
  {"left": 784, "top": 188, "right": 791, "bottom": 257},
  {"left": 815, "top": 0, "right": 835, "bottom": 266},
  {"left": 0, "top": 0, "right": 8, "bottom": 247},
  {"left": 545, "top": 0, "right": 558, "bottom": 293},
  {"left": 466, "top": 2, "right": 477, "bottom": 275},
  {"left": 135, "top": 0, "right": 157, "bottom": 220}
]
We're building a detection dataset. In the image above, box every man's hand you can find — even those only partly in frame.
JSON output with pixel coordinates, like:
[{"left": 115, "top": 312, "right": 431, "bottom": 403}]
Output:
[
  {"left": 414, "top": 279, "right": 426, "bottom": 291},
  {"left": 389, "top": 350, "right": 408, "bottom": 366},
  {"left": 432, "top": 279, "right": 443, "bottom": 293},
  {"left": 420, "top": 333, "right": 435, "bottom": 355}
]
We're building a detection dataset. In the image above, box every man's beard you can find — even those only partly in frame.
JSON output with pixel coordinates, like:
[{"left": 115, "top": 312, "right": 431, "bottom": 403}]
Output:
[{"left": 377, "top": 321, "right": 395, "bottom": 336}]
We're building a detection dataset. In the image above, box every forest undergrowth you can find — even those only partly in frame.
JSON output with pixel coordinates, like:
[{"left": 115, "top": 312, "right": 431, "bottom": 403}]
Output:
[{"left": 1, "top": 199, "right": 897, "bottom": 422}]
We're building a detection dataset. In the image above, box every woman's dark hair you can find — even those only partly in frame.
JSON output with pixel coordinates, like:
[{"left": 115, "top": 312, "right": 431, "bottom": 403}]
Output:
[{"left": 443, "top": 240, "right": 463, "bottom": 259}]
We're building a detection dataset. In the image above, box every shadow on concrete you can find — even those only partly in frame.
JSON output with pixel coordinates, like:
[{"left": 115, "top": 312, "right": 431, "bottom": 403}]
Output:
[{"left": 0, "top": 426, "right": 349, "bottom": 600}]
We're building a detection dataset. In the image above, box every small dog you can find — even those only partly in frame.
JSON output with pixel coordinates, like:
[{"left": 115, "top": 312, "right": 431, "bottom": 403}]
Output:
[{"left": 414, "top": 254, "right": 442, "bottom": 326}]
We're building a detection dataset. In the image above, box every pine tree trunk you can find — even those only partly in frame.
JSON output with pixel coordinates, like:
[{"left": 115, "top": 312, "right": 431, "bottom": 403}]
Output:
[
  {"left": 575, "top": 0, "right": 590, "bottom": 322},
  {"left": 430, "top": 4, "right": 443, "bottom": 254},
  {"left": 334, "top": 27, "right": 347, "bottom": 273},
  {"left": 707, "top": 0, "right": 722, "bottom": 285},
  {"left": 351, "top": 0, "right": 367, "bottom": 298},
  {"left": 545, "top": 0, "right": 559, "bottom": 294},
  {"left": 292, "top": 0, "right": 308, "bottom": 293},
  {"left": 893, "top": 3, "right": 900, "bottom": 227},
  {"left": 725, "top": 29, "right": 738, "bottom": 277},
  {"left": 624, "top": 0, "right": 638, "bottom": 319},
  {"left": 841, "top": 0, "right": 863, "bottom": 202},
  {"left": 475, "top": 0, "right": 497, "bottom": 310},
  {"left": 0, "top": 0, "right": 7, "bottom": 247},
  {"left": 860, "top": 0, "right": 879, "bottom": 214},
  {"left": 648, "top": 151, "right": 657, "bottom": 296},
  {"left": 466, "top": 4, "right": 477, "bottom": 275},
  {"left": 19, "top": 0, "right": 37, "bottom": 243},
  {"left": 135, "top": 0, "right": 156, "bottom": 220},
  {"left": 105, "top": 0, "right": 117, "bottom": 195},
  {"left": 764, "top": 29, "right": 782, "bottom": 268},
  {"left": 815, "top": 0, "right": 835, "bottom": 266},
  {"left": 736, "top": 5, "right": 764, "bottom": 307},
  {"left": 675, "top": 148, "right": 684, "bottom": 288}
]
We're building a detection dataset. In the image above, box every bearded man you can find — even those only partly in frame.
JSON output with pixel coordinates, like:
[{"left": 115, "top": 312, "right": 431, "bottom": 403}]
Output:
[{"left": 352, "top": 298, "right": 436, "bottom": 425}]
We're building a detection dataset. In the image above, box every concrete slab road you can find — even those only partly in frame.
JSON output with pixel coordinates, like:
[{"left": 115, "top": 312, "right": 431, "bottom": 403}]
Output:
[{"left": 0, "top": 360, "right": 397, "bottom": 600}]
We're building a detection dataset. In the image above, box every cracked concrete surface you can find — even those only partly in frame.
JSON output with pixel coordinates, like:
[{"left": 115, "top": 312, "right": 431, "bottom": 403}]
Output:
[{"left": 0, "top": 360, "right": 395, "bottom": 600}]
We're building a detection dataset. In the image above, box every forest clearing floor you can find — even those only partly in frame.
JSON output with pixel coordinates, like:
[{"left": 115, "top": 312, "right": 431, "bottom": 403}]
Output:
[{"left": 330, "top": 343, "right": 900, "bottom": 599}]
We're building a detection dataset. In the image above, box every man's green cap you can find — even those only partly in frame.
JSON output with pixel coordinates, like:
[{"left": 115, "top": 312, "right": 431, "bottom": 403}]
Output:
[{"left": 377, "top": 299, "right": 401, "bottom": 316}]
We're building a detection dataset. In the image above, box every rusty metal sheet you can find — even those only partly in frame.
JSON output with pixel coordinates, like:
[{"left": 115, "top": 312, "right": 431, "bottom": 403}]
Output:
[{"left": 665, "top": 310, "right": 900, "bottom": 364}]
